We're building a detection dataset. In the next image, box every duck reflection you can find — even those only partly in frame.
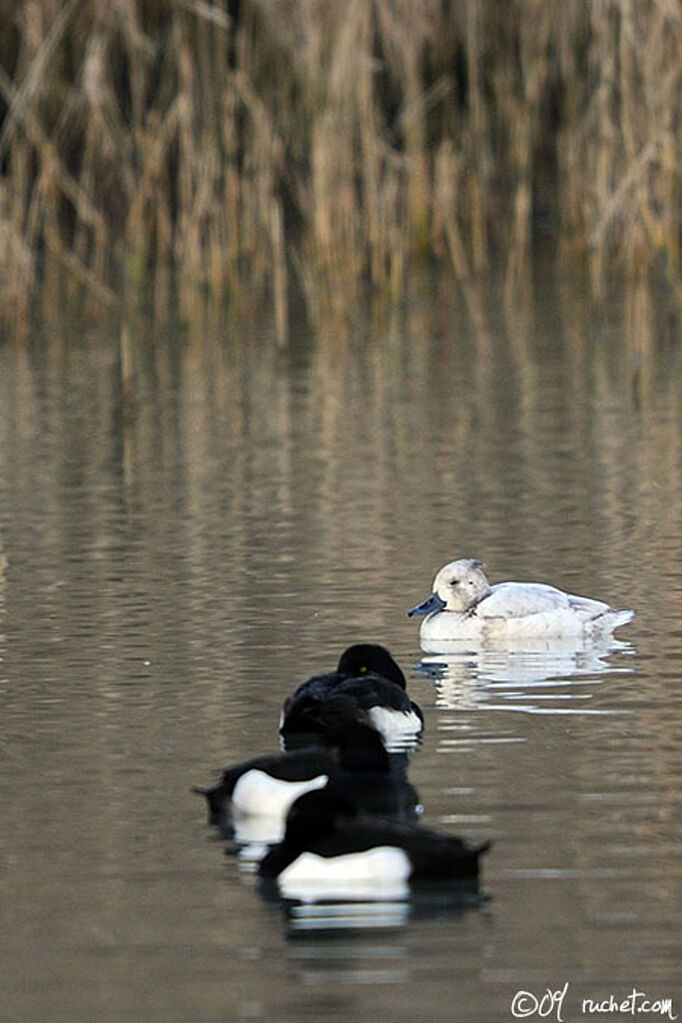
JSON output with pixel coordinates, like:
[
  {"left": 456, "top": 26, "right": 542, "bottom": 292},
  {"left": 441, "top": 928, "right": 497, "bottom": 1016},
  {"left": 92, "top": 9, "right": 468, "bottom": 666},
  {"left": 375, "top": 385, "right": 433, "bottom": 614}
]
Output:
[
  {"left": 273, "top": 879, "right": 487, "bottom": 936},
  {"left": 417, "top": 635, "right": 635, "bottom": 712}
]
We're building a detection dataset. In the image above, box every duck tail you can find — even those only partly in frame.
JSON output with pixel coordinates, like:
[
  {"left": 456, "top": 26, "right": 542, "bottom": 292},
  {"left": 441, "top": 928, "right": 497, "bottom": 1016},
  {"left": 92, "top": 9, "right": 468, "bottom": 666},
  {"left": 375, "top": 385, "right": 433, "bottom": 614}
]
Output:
[
  {"left": 191, "top": 784, "right": 225, "bottom": 820},
  {"left": 605, "top": 608, "right": 635, "bottom": 631}
]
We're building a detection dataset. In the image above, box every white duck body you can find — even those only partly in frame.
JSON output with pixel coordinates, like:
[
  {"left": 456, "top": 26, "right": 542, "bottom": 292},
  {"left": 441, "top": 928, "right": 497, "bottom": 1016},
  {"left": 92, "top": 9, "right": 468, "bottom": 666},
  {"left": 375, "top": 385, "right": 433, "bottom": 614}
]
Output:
[{"left": 409, "top": 559, "right": 635, "bottom": 649}]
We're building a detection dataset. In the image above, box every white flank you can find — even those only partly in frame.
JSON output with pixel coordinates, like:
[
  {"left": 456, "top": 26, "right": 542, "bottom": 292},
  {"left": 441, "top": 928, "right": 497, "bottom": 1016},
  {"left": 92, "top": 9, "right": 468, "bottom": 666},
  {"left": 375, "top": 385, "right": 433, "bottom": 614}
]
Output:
[
  {"left": 369, "top": 706, "right": 423, "bottom": 751},
  {"left": 421, "top": 601, "right": 635, "bottom": 645},
  {"left": 278, "top": 846, "right": 412, "bottom": 902},
  {"left": 231, "top": 770, "right": 328, "bottom": 816}
]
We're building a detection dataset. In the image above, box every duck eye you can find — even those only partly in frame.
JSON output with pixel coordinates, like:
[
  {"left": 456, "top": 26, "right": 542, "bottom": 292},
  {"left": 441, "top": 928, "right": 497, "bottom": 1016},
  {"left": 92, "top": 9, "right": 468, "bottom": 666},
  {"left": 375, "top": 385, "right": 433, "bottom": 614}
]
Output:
[{"left": 358, "top": 665, "right": 367, "bottom": 674}]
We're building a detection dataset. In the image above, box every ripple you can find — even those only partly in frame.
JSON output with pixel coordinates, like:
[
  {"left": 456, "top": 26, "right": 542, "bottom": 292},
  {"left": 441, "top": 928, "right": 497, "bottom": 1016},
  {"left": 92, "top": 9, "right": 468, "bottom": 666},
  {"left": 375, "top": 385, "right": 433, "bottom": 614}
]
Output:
[{"left": 417, "top": 636, "right": 636, "bottom": 715}]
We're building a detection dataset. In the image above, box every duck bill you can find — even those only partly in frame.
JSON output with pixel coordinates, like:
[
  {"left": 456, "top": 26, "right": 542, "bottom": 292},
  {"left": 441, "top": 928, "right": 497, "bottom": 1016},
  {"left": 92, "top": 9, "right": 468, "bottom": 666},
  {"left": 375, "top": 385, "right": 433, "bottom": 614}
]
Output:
[{"left": 407, "top": 592, "right": 446, "bottom": 617}]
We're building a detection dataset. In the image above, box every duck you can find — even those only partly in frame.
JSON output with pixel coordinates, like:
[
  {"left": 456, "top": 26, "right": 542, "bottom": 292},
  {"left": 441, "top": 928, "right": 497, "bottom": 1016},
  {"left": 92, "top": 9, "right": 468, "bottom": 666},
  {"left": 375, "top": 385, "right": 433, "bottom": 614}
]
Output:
[
  {"left": 409, "top": 558, "right": 635, "bottom": 649},
  {"left": 258, "top": 787, "right": 490, "bottom": 898},
  {"left": 195, "top": 721, "right": 420, "bottom": 839},
  {"left": 279, "top": 643, "right": 424, "bottom": 751}
]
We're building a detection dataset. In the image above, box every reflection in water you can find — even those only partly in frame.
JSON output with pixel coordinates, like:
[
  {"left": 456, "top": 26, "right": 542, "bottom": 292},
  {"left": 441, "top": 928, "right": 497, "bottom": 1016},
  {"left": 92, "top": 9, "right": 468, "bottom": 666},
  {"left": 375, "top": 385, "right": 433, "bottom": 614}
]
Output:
[
  {"left": 232, "top": 812, "right": 289, "bottom": 848},
  {"left": 270, "top": 882, "right": 486, "bottom": 937},
  {"left": 277, "top": 877, "right": 409, "bottom": 905},
  {"left": 285, "top": 936, "right": 412, "bottom": 993},
  {"left": 0, "top": 539, "right": 6, "bottom": 667},
  {"left": 417, "top": 635, "right": 636, "bottom": 713}
]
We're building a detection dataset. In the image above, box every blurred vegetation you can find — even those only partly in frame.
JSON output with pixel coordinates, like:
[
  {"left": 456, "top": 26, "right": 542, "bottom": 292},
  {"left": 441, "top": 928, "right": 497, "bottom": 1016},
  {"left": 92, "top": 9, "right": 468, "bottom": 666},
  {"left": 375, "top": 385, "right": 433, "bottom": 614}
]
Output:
[{"left": 0, "top": 0, "right": 680, "bottom": 335}]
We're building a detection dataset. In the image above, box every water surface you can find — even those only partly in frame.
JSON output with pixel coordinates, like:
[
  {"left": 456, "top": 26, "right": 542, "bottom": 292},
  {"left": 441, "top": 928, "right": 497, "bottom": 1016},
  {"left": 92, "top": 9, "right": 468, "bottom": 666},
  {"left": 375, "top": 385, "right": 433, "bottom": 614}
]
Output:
[{"left": 1, "top": 272, "right": 680, "bottom": 1022}]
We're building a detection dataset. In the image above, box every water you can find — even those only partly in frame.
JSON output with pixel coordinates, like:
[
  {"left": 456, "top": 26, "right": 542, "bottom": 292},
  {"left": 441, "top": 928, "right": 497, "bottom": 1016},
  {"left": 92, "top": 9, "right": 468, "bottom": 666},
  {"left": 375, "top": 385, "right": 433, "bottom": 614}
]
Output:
[{"left": 1, "top": 273, "right": 680, "bottom": 1023}]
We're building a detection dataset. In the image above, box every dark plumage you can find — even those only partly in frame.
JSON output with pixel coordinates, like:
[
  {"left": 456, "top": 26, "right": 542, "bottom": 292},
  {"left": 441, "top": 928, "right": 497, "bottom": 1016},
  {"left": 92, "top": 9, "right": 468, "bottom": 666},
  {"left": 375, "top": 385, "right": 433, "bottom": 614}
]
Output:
[
  {"left": 194, "top": 721, "right": 420, "bottom": 829},
  {"left": 259, "top": 787, "right": 490, "bottom": 883},
  {"left": 279, "top": 643, "right": 424, "bottom": 749}
]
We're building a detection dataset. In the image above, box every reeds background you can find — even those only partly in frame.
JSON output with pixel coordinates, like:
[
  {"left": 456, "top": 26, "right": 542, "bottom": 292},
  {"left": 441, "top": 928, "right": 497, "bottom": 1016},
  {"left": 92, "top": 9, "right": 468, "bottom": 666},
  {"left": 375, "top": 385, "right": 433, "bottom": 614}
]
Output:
[{"left": 0, "top": 0, "right": 680, "bottom": 333}]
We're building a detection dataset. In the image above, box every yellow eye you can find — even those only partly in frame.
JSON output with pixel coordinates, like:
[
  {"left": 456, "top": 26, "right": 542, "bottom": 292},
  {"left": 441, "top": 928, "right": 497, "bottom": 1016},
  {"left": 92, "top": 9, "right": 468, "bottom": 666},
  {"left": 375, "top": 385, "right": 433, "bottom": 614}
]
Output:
[{"left": 359, "top": 665, "right": 367, "bottom": 673}]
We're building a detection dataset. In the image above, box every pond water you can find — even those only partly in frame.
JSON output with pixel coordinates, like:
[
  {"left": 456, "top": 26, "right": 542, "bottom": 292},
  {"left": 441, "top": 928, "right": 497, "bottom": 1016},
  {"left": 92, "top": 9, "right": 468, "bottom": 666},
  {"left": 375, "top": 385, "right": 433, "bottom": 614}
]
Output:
[{"left": 1, "top": 269, "right": 680, "bottom": 1023}]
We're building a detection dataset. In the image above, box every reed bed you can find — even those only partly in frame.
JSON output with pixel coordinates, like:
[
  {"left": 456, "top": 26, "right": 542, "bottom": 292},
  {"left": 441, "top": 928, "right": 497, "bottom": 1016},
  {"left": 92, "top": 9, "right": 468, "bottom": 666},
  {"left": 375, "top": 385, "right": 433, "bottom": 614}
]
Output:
[{"left": 0, "top": 0, "right": 679, "bottom": 332}]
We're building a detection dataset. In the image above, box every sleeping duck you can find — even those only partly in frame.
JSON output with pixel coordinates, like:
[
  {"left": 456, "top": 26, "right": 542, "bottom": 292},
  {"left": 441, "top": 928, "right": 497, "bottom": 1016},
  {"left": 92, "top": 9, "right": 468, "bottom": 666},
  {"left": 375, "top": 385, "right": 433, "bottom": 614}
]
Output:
[
  {"left": 195, "top": 721, "right": 420, "bottom": 842},
  {"left": 409, "top": 558, "right": 634, "bottom": 649},
  {"left": 280, "top": 643, "right": 423, "bottom": 751},
  {"left": 258, "top": 787, "right": 489, "bottom": 900}
]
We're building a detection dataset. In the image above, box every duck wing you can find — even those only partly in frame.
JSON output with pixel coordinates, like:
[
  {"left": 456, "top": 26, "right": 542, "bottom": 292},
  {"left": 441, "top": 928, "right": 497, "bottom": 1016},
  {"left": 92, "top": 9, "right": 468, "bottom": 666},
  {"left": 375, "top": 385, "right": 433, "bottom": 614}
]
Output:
[
  {"left": 280, "top": 693, "right": 369, "bottom": 741},
  {"left": 312, "top": 821, "right": 490, "bottom": 879},
  {"left": 478, "top": 582, "right": 575, "bottom": 618},
  {"left": 334, "top": 674, "right": 414, "bottom": 711},
  {"left": 564, "top": 592, "right": 612, "bottom": 616},
  {"left": 326, "top": 771, "right": 421, "bottom": 821},
  {"left": 283, "top": 671, "right": 345, "bottom": 712}
]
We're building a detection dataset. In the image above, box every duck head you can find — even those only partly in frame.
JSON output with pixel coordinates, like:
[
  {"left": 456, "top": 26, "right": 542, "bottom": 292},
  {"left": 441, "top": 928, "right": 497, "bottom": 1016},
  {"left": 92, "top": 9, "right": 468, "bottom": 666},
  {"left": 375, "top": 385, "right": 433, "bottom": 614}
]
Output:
[
  {"left": 408, "top": 558, "right": 491, "bottom": 616},
  {"left": 337, "top": 643, "right": 407, "bottom": 689}
]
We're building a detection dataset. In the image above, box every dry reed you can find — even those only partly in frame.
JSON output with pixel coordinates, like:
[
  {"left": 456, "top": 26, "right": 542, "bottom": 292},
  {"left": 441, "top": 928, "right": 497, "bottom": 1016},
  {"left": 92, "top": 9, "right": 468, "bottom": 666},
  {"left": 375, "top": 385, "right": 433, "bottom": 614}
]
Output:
[{"left": 0, "top": 0, "right": 679, "bottom": 332}]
